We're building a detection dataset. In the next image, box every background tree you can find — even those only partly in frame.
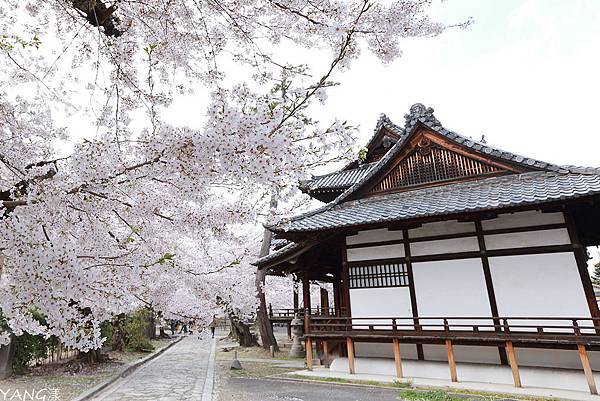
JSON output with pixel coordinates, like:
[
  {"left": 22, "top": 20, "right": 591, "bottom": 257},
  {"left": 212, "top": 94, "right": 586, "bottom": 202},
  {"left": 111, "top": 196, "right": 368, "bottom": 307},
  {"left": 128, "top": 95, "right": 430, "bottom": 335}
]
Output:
[{"left": 592, "top": 260, "right": 600, "bottom": 286}]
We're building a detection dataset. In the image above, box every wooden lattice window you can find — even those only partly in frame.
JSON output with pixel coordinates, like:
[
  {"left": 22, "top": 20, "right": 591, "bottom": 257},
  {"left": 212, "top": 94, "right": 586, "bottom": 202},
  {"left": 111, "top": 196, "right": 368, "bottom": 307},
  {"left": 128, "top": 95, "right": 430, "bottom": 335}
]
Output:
[
  {"left": 370, "top": 140, "right": 504, "bottom": 194},
  {"left": 349, "top": 262, "right": 408, "bottom": 289}
]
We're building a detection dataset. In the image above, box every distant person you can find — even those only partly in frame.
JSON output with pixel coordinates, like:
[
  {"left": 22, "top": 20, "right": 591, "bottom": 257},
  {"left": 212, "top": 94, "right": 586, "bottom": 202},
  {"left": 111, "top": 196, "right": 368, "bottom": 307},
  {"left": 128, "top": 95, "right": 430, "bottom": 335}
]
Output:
[
  {"left": 170, "top": 320, "right": 176, "bottom": 335},
  {"left": 209, "top": 318, "right": 216, "bottom": 338}
]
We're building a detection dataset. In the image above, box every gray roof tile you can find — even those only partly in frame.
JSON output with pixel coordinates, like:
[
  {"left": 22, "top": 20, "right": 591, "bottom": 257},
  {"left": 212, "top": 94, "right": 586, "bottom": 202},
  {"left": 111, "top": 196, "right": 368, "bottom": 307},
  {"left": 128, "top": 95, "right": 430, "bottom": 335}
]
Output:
[
  {"left": 268, "top": 103, "right": 600, "bottom": 239},
  {"left": 272, "top": 172, "right": 600, "bottom": 233},
  {"left": 255, "top": 241, "right": 303, "bottom": 266},
  {"left": 300, "top": 162, "right": 376, "bottom": 192}
]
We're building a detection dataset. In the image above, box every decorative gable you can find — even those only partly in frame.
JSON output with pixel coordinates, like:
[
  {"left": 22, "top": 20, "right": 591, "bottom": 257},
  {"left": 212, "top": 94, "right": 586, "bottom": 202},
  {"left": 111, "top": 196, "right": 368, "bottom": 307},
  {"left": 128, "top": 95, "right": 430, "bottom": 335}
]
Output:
[{"left": 368, "top": 131, "right": 520, "bottom": 195}]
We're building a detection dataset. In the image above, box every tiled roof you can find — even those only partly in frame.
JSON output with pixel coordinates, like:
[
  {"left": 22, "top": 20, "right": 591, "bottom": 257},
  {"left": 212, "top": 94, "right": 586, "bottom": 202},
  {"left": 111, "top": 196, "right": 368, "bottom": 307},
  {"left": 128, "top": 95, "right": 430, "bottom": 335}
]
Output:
[
  {"left": 271, "top": 171, "right": 600, "bottom": 233},
  {"left": 268, "top": 103, "right": 593, "bottom": 234},
  {"left": 402, "top": 104, "right": 563, "bottom": 172},
  {"left": 299, "top": 104, "right": 567, "bottom": 198},
  {"left": 270, "top": 238, "right": 292, "bottom": 250},
  {"left": 254, "top": 241, "right": 304, "bottom": 266},
  {"left": 300, "top": 163, "right": 376, "bottom": 193}
]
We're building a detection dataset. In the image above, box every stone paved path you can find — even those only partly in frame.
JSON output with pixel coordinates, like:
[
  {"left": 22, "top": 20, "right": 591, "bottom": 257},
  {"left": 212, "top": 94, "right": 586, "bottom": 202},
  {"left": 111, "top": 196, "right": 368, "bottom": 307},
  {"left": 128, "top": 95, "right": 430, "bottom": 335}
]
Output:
[{"left": 93, "top": 335, "right": 215, "bottom": 401}]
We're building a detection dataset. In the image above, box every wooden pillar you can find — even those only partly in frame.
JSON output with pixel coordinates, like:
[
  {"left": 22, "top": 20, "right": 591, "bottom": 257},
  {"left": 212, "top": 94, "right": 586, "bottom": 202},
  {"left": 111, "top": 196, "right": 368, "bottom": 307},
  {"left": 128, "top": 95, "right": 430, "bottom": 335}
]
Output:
[
  {"left": 346, "top": 337, "right": 355, "bottom": 374},
  {"left": 402, "top": 229, "right": 424, "bottom": 360},
  {"left": 322, "top": 340, "right": 329, "bottom": 358},
  {"left": 393, "top": 338, "right": 403, "bottom": 378},
  {"left": 302, "top": 275, "right": 311, "bottom": 333},
  {"left": 445, "top": 339, "right": 458, "bottom": 382},
  {"left": 320, "top": 287, "right": 330, "bottom": 315},
  {"left": 341, "top": 242, "right": 351, "bottom": 317},
  {"left": 505, "top": 341, "right": 522, "bottom": 388},
  {"left": 475, "top": 220, "right": 508, "bottom": 365},
  {"left": 306, "top": 337, "right": 313, "bottom": 371},
  {"left": 333, "top": 279, "right": 341, "bottom": 315},
  {"left": 564, "top": 212, "right": 600, "bottom": 322},
  {"left": 578, "top": 343, "right": 598, "bottom": 395},
  {"left": 293, "top": 280, "right": 299, "bottom": 312}
]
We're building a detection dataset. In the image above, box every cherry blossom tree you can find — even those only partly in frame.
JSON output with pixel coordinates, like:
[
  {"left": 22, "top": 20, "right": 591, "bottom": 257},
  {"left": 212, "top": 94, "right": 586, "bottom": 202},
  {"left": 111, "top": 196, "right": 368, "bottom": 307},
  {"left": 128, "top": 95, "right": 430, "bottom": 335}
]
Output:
[{"left": 0, "top": 0, "right": 459, "bottom": 350}]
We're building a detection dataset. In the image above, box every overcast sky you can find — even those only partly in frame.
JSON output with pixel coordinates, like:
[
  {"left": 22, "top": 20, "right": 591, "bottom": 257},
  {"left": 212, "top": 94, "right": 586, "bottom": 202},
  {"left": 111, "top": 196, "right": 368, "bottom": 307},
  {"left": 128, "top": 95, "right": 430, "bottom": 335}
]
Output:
[{"left": 318, "top": 0, "right": 600, "bottom": 169}]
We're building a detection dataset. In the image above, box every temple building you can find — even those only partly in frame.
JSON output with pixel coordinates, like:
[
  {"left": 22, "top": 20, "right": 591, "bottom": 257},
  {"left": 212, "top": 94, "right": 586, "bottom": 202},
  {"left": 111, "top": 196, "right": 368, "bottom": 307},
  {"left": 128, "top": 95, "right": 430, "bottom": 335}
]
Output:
[{"left": 255, "top": 104, "right": 600, "bottom": 394}]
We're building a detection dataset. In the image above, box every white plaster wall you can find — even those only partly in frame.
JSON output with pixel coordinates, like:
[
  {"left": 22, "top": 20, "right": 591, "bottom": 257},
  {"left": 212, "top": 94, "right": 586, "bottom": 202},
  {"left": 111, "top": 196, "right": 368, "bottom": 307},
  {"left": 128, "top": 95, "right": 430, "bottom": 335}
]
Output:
[
  {"left": 422, "top": 344, "right": 501, "bottom": 364},
  {"left": 346, "top": 244, "right": 404, "bottom": 262},
  {"left": 409, "top": 220, "right": 475, "bottom": 238},
  {"left": 329, "top": 357, "right": 600, "bottom": 392},
  {"left": 354, "top": 342, "right": 418, "bottom": 359},
  {"left": 410, "top": 237, "right": 479, "bottom": 257},
  {"left": 346, "top": 228, "right": 403, "bottom": 245},
  {"left": 484, "top": 228, "right": 570, "bottom": 250},
  {"left": 349, "top": 287, "right": 412, "bottom": 329},
  {"left": 489, "top": 253, "right": 590, "bottom": 332},
  {"left": 412, "top": 259, "right": 493, "bottom": 329},
  {"left": 481, "top": 210, "right": 565, "bottom": 230}
]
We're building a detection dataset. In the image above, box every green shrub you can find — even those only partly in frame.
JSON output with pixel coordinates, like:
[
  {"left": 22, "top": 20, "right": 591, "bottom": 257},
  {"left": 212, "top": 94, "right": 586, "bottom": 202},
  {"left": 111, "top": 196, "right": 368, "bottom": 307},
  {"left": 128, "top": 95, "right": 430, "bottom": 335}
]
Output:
[
  {"left": 100, "top": 320, "right": 113, "bottom": 344},
  {"left": 10, "top": 311, "right": 55, "bottom": 374},
  {"left": 124, "top": 308, "right": 155, "bottom": 352}
]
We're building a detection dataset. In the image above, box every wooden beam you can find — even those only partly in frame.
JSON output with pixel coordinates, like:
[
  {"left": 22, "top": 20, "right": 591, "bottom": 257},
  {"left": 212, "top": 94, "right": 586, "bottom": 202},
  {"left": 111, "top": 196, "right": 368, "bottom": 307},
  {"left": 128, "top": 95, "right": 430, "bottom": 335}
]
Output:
[
  {"left": 505, "top": 341, "right": 522, "bottom": 388},
  {"left": 393, "top": 338, "right": 403, "bottom": 378},
  {"left": 347, "top": 337, "right": 356, "bottom": 374},
  {"left": 403, "top": 229, "right": 424, "bottom": 360},
  {"left": 323, "top": 340, "right": 329, "bottom": 359},
  {"left": 306, "top": 336, "right": 313, "bottom": 371},
  {"left": 475, "top": 220, "right": 508, "bottom": 366},
  {"left": 578, "top": 343, "right": 598, "bottom": 395},
  {"left": 445, "top": 339, "right": 458, "bottom": 382},
  {"left": 565, "top": 212, "right": 600, "bottom": 322}
]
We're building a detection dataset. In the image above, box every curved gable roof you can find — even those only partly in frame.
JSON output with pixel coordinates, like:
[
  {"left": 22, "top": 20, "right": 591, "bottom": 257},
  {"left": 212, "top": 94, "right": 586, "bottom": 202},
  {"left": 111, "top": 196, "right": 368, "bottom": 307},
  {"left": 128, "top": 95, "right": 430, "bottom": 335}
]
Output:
[{"left": 268, "top": 103, "right": 597, "bottom": 235}]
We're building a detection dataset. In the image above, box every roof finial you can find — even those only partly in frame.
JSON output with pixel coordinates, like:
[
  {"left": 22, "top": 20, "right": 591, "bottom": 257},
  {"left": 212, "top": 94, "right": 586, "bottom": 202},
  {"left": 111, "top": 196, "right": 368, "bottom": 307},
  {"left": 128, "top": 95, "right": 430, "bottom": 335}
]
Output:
[
  {"left": 480, "top": 134, "right": 487, "bottom": 144},
  {"left": 404, "top": 103, "right": 440, "bottom": 129}
]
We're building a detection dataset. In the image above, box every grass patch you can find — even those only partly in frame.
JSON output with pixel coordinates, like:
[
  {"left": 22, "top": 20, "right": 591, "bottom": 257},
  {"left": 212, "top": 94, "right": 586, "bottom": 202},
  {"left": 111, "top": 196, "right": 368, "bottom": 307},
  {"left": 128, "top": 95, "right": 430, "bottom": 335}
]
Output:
[
  {"left": 399, "top": 388, "right": 561, "bottom": 401},
  {"left": 392, "top": 379, "right": 413, "bottom": 388},
  {"left": 398, "top": 390, "right": 471, "bottom": 400},
  {"left": 287, "top": 374, "right": 413, "bottom": 389}
]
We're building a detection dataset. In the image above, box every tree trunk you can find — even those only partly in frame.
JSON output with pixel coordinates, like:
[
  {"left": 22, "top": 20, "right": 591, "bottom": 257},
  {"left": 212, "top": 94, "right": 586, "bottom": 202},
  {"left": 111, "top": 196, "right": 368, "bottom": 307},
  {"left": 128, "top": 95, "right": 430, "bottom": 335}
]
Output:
[
  {"left": 255, "top": 192, "right": 279, "bottom": 351},
  {"left": 111, "top": 314, "right": 126, "bottom": 351},
  {"left": 229, "top": 314, "right": 258, "bottom": 347},
  {"left": 144, "top": 308, "right": 157, "bottom": 340},
  {"left": 0, "top": 335, "right": 15, "bottom": 379},
  {"left": 80, "top": 349, "right": 103, "bottom": 364}
]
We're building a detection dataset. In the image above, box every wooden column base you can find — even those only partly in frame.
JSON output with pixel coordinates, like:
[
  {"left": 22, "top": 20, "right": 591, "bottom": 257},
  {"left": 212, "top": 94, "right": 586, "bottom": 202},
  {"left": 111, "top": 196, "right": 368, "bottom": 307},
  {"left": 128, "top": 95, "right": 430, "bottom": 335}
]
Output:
[
  {"left": 347, "top": 337, "right": 355, "bottom": 374},
  {"left": 393, "top": 338, "right": 403, "bottom": 378},
  {"left": 578, "top": 343, "right": 598, "bottom": 395},
  {"left": 445, "top": 339, "right": 458, "bottom": 382},
  {"left": 505, "top": 341, "right": 522, "bottom": 388},
  {"left": 306, "top": 337, "right": 313, "bottom": 371}
]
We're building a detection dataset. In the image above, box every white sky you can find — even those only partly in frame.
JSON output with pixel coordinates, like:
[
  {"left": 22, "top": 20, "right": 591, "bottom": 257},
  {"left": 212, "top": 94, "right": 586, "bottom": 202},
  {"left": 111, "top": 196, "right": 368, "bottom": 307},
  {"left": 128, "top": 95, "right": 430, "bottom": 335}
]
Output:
[{"left": 320, "top": 0, "right": 600, "bottom": 168}]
